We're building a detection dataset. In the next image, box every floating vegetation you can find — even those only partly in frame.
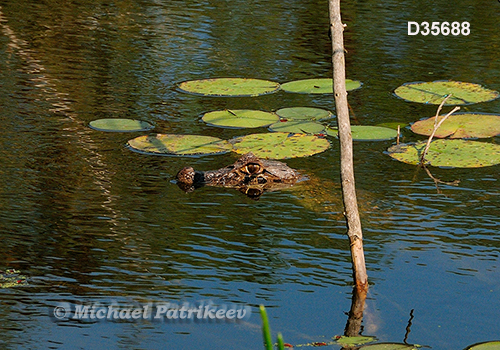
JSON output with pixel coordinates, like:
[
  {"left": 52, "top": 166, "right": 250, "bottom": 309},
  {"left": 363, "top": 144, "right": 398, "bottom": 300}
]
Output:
[
  {"left": 394, "top": 80, "right": 499, "bottom": 105},
  {"left": 232, "top": 132, "right": 330, "bottom": 159},
  {"left": 411, "top": 113, "right": 500, "bottom": 138},
  {"left": 335, "top": 336, "right": 377, "bottom": 347},
  {"left": 465, "top": 341, "right": 500, "bottom": 350},
  {"left": 1, "top": 269, "right": 28, "bottom": 288},
  {"left": 127, "top": 134, "right": 232, "bottom": 156},
  {"left": 387, "top": 139, "right": 500, "bottom": 168},
  {"left": 177, "top": 78, "right": 280, "bottom": 97},
  {"left": 201, "top": 109, "right": 279, "bottom": 129},
  {"left": 269, "top": 120, "right": 326, "bottom": 134},
  {"left": 281, "top": 78, "right": 362, "bottom": 94},
  {"left": 275, "top": 107, "right": 333, "bottom": 121},
  {"left": 327, "top": 125, "right": 398, "bottom": 141},
  {"left": 358, "top": 342, "right": 420, "bottom": 350},
  {"left": 376, "top": 122, "right": 409, "bottom": 130},
  {"left": 89, "top": 118, "right": 154, "bottom": 132}
]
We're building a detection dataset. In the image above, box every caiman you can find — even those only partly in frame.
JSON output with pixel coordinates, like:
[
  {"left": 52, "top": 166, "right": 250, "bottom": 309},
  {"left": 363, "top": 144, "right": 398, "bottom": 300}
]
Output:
[{"left": 176, "top": 152, "right": 300, "bottom": 199}]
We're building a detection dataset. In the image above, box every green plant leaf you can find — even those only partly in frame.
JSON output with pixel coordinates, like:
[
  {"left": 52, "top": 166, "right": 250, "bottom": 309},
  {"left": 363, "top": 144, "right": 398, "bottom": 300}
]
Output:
[
  {"left": 127, "top": 134, "right": 232, "bottom": 156},
  {"left": 327, "top": 125, "right": 398, "bottom": 141},
  {"left": 177, "top": 78, "right": 280, "bottom": 97},
  {"left": 411, "top": 113, "right": 500, "bottom": 138},
  {"left": 387, "top": 139, "right": 500, "bottom": 168},
  {"left": 359, "top": 343, "right": 420, "bottom": 350},
  {"left": 259, "top": 306, "right": 273, "bottom": 350},
  {"left": 231, "top": 132, "right": 330, "bottom": 159},
  {"left": 202, "top": 109, "right": 279, "bottom": 128},
  {"left": 269, "top": 120, "right": 326, "bottom": 134},
  {"left": 465, "top": 341, "right": 500, "bottom": 350},
  {"left": 394, "top": 80, "right": 499, "bottom": 105},
  {"left": 376, "top": 122, "right": 409, "bottom": 130},
  {"left": 275, "top": 107, "right": 333, "bottom": 121},
  {"left": 281, "top": 78, "right": 362, "bottom": 94},
  {"left": 89, "top": 118, "right": 154, "bottom": 132},
  {"left": 336, "top": 336, "right": 376, "bottom": 346}
]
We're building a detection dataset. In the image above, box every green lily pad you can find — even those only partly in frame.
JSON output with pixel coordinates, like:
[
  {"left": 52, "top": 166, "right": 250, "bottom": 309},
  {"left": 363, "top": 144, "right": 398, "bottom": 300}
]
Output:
[
  {"left": 202, "top": 109, "right": 279, "bottom": 129},
  {"left": 281, "top": 78, "right": 362, "bottom": 94},
  {"left": 127, "top": 134, "right": 232, "bottom": 156},
  {"left": 360, "top": 343, "right": 420, "bottom": 350},
  {"left": 376, "top": 122, "right": 409, "bottom": 130},
  {"left": 231, "top": 132, "right": 330, "bottom": 159},
  {"left": 465, "top": 341, "right": 500, "bottom": 350},
  {"left": 411, "top": 113, "right": 500, "bottom": 139},
  {"left": 269, "top": 120, "right": 326, "bottom": 134},
  {"left": 394, "top": 80, "right": 499, "bottom": 105},
  {"left": 275, "top": 107, "right": 333, "bottom": 121},
  {"left": 327, "top": 125, "right": 398, "bottom": 141},
  {"left": 177, "top": 78, "right": 280, "bottom": 97},
  {"left": 387, "top": 139, "right": 500, "bottom": 168},
  {"left": 336, "top": 336, "right": 376, "bottom": 346},
  {"left": 89, "top": 118, "right": 154, "bottom": 132}
]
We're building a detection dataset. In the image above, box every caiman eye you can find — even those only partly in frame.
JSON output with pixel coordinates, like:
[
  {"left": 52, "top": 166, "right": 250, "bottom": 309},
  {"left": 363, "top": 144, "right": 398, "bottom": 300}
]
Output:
[{"left": 244, "top": 163, "right": 262, "bottom": 175}]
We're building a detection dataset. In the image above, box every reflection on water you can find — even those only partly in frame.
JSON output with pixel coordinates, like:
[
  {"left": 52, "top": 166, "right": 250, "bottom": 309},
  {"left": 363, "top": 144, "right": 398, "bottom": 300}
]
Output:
[{"left": 0, "top": 0, "right": 499, "bottom": 349}]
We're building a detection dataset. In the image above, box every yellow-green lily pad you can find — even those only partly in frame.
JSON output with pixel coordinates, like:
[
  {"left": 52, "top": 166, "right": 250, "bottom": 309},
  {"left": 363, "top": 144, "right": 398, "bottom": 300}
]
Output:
[
  {"left": 360, "top": 343, "right": 420, "bottom": 350},
  {"left": 411, "top": 113, "right": 500, "bottom": 139},
  {"left": 275, "top": 107, "right": 333, "bottom": 121},
  {"left": 336, "top": 336, "right": 376, "bottom": 346},
  {"left": 231, "top": 132, "right": 330, "bottom": 159},
  {"left": 1, "top": 269, "right": 28, "bottom": 288},
  {"left": 127, "top": 134, "right": 232, "bottom": 156},
  {"left": 327, "top": 125, "right": 398, "bottom": 141},
  {"left": 177, "top": 78, "right": 280, "bottom": 97},
  {"left": 387, "top": 139, "right": 500, "bottom": 168},
  {"left": 465, "top": 341, "right": 500, "bottom": 350},
  {"left": 202, "top": 109, "right": 279, "bottom": 129},
  {"left": 269, "top": 120, "right": 326, "bottom": 134},
  {"left": 281, "top": 78, "right": 362, "bottom": 94},
  {"left": 89, "top": 118, "right": 154, "bottom": 132},
  {"left": 394, "top": 80, "right": 499, "bottom": 105}
]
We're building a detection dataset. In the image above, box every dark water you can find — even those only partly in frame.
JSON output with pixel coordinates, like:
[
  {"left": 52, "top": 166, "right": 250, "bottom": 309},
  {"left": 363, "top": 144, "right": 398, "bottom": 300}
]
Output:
[{"left": 0, "top": 0, "right": 499, "bottom": 349}]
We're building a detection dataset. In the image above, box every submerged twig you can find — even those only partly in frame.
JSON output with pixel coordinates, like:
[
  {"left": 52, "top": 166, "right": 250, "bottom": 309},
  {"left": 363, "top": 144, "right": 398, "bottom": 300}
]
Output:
[
  {"left": 423, "top": 165, "right": 460, "bottom": 194},
  {"left": 396, "top": 125, "right": 400, "bottom": 145},
  {"left": 403, "top": 309, "right": 414, "bottom": 344},
  {"left": 419, "top": 95, "right": 460, "bottom": 165}
]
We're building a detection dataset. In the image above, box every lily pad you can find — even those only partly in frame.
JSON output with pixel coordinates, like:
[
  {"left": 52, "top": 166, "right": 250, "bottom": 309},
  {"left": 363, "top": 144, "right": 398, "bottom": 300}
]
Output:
[
  {"left": 360, "top": 343, "right": 419, "bottom": 350},
  {"left": 387, "top": 139, "right": 500, "bottom": 168},
  {"left": 465, "top": 341, "right": 500, "bottom": 350},
  {"left": 394, "top": 80, "right": 499, "bottom": 105},
  {"left": 127, "top": 134, "right": 232, "bottom": 156},
  {"left": 336, "top": 336, "right": 376, "bottom": 346},
  {"left": 281, "top": 78, "right": 362, "bottom": 94},
  {"left": 231, "top": 132, "right": 330, "bottom": 159},
  {"left": 275, "top": 107, "right": 333, "bottom": 121},
  {"left": 89, "top": 118, "right": 154, "bottom": 132},
  {"left": 411, "top": 113, "right": 500, "bottom": 139},
  {"left": 177, "top": 78, "right": 280, "bottom": 97},
  {"left": 269, "top": 120, "right": 326, "bottom": 134},
  {"left": 1, "top": 269, "right": 28, "bottom": 288},
  {"left": 202, "top": 109, "right": 279, "bottom": 129},
  {"left": 376, "top": 122, "right": 409, "bottom": 130},
  {"left": 327, "top": 125, "right": 398, "bottom": 141}
]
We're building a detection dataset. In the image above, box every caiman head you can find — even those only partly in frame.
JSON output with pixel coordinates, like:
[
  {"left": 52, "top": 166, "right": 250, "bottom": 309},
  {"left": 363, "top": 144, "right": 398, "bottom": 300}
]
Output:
[{"left": 176, "top": 152, "right": 300, "bottom": 199}]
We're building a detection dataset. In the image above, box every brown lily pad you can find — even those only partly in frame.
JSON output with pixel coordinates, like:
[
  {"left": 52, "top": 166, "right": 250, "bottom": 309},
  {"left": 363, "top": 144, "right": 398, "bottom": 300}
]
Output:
[{"left": 411, "top": 113, "right": 500, "bottom": 139}]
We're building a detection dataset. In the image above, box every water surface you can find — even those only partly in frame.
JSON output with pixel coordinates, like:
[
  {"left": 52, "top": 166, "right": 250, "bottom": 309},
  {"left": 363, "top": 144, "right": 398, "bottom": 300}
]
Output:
[{"left": 0, "top": 0, "right": 499, "bottom": 349}]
